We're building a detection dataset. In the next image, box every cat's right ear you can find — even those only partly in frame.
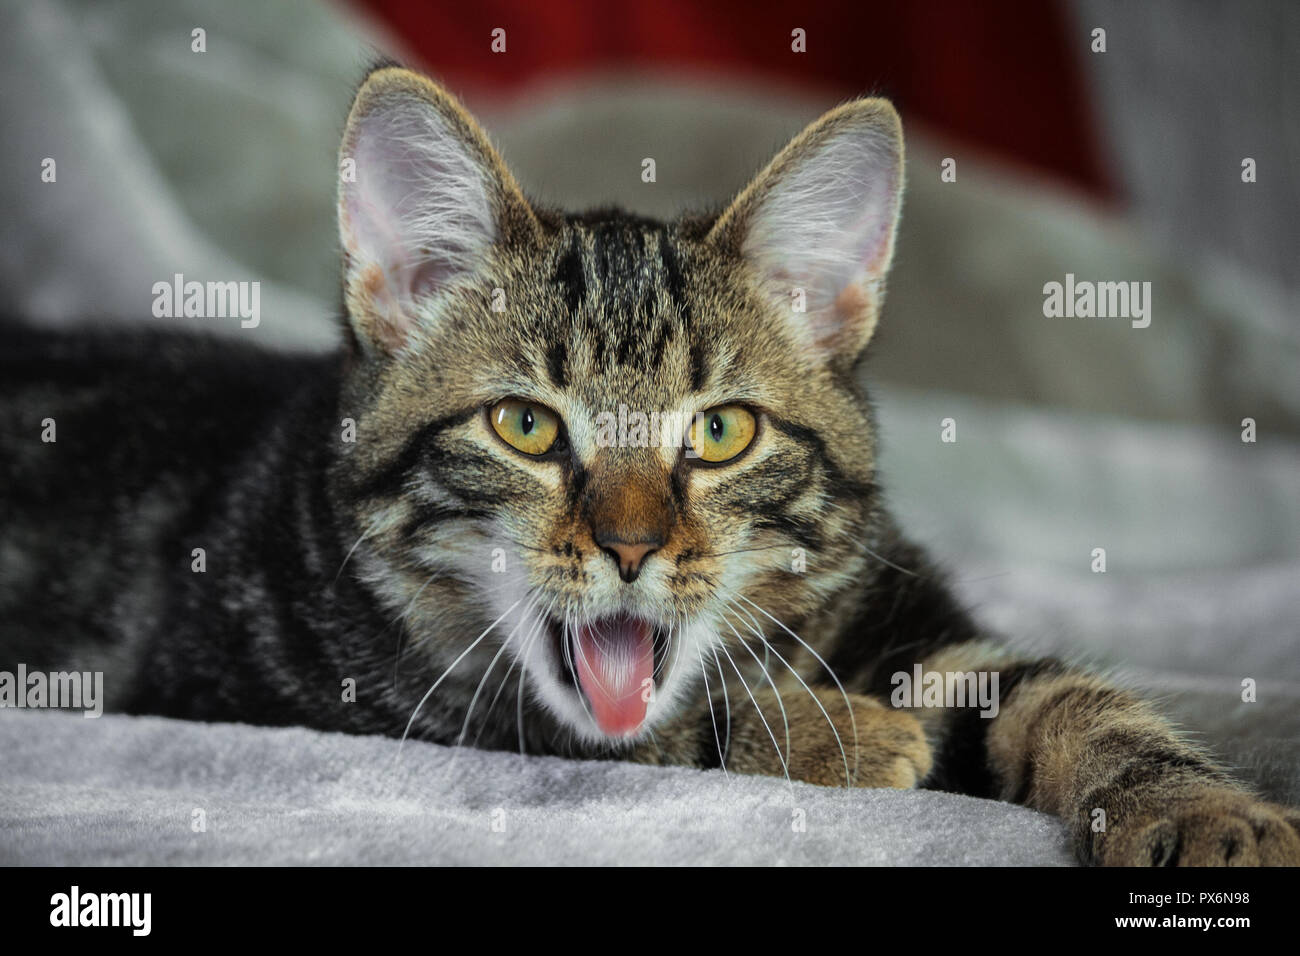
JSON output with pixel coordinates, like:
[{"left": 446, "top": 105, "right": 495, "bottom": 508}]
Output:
[{"left": 338, "top": 67, "right": 538, "bottom": 356}]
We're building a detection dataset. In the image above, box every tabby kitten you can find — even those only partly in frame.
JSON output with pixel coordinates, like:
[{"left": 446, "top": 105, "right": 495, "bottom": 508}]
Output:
[{"left": 2, "top": 65, "right": 1297, "bottom": 867}]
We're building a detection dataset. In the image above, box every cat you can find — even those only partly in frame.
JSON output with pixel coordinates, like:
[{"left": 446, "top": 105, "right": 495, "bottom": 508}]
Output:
[{"left": 2, "top": 64, "right": 1297, "bottom": 867}]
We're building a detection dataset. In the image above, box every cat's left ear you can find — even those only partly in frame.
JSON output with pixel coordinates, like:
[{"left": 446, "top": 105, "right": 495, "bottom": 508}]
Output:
[
  {"left": 338, "top": 66, "right": 538, "bottom": 356},
  {"left": 709, "top": 98, "right": 903, "bottom": 366}
]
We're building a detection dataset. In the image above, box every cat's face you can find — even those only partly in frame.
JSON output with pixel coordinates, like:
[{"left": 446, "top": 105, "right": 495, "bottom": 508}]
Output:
[{"left": 334, "top": 68, "right": 903, "bottom": 744}]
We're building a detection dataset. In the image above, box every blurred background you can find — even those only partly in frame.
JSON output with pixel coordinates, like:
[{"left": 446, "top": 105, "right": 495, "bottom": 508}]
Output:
[{"left": 1, "top": 0, "right": 1297, "bottom": 801}]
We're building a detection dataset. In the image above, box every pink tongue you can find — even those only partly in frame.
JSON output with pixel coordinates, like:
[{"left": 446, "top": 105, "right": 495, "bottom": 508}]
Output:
[{"left": 575, "top": 615, "right": 655, "bottom": 736}]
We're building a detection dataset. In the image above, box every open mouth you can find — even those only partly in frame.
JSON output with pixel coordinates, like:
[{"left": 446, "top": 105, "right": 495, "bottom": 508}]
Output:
[{"left": 547, "top": 613, "right": 668, "bottom": 737}]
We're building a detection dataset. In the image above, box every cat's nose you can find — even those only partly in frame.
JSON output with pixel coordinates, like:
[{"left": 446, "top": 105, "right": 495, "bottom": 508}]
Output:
[{"left": 595, "top": 536, "right": 661, "bottom": 584}]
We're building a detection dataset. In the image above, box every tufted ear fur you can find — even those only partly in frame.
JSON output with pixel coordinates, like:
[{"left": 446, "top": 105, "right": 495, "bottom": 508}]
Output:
[
  {"left": 337, "top": 67, "right": 537, "bottom": 356},
  {"left": 710, "top": 99, "right": 904, "bottom": 366}
]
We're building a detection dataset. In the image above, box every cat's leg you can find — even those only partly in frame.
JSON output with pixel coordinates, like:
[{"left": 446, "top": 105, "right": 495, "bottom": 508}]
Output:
[
  {"left": 916, "top": 640, "right": 1300, "bottom": 866},
  {"left": 633, "top": 687, "right": 931, "bottom": 789}
]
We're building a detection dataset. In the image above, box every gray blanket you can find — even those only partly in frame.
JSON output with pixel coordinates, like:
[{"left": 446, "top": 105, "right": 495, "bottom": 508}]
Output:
[
  {"left": 0, "top": 711, "right": 1074, "bottom": 866},
  {"left": 1, "top": 0, "right": 1296, "bottom": 866}
]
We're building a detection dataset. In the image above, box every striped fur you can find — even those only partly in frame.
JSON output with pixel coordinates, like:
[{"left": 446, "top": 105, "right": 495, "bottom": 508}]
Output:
[{"left": 1, "top": 66, "right": 1296, "bottom": 866}]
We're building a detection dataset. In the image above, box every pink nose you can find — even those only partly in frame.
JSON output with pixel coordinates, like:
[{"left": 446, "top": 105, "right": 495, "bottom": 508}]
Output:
[{"left": 598, "top": 539, "right": 660, "bottom": 583}]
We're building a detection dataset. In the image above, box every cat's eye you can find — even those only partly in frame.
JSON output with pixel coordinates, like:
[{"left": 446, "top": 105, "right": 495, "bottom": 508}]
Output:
[
  {"left": 489, "top": 399, "right": 561, "bottom": 456},
  {"left": 688, "top": 405, "right": 757, "bottom": 464}
]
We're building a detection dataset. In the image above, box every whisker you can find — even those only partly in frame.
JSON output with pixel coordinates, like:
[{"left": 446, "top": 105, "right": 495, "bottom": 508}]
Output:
[
  {"left": 823, "top": 505, "right": 924, "bottom": 579},
  {"left": 450, "top": 592, "right": 539, "bottom": 761},
  {"left": 476, "top": 594, "right": 557, "bottom": 752},
  {"left": 517, "top": 645, "right": 530, "bottom": 756},
  {"left": 390, "top": 570, "right": 444, "bottom": 686},
  {"left": 714, "top": 635, "right": 791, "bottom": 786},
  {"left": 708, "top": 645, "right": 733, "bottom": 768},
  {"left": 721, "top": 612, "right": 790, "bottom": 763},
  {"left": 852, "top": 540, "right": 921, "bottom": 578},
  {"left": 696, "top": 644, "right": 728, "bottom": 777},
  {"left": 395, "top": 598, "right": 521, "bottom": 761},
  {"left": 652, "top": 625, "right": 670, "bottom": 682},
  {"left": 333, "top": 515, "right": 381, "bottom": 587},
  {"left": 655, "top": 612, "right": 686, "bottom": 696},
  {"left": 564, "top": 608, "right": 599, "bottom": 729},
  {"left": 736, "top": 593, "right": 859, "bottom": 786},
  {"left": 729, "top": 600, "right": 853, "bottom": 784},
  {"left": 691, "top": 543, "right": 791, "bottom": 560}
]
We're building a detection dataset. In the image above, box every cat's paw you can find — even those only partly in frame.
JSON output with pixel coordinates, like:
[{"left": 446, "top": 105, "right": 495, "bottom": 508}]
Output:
[
  {"left": 835, "top": 694, "right": 932, "bottom": 790},
  {"left": 1096, "top": 786, "right": 1300, "bottom": 866},
  {"left": 725, "top": 688, "right": 931, "bottom": 788}
]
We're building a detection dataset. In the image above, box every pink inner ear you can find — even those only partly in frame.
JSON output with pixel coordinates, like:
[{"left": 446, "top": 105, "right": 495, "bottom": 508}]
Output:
[
  {"left": 743, "top": 124, "right": 901, "bottom": 355},
  {"left": 340, "top": 98, "right": 497, "bottom": 343},
  {"left": 851, "top": 174, "right": 901, "bottom": 279}
]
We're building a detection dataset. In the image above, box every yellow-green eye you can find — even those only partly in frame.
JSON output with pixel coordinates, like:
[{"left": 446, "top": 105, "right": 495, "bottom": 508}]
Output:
[
  {"left": 689, "top": 406, "right": 756, "bottom": 463},
  {"left": 489, "top": 399, "right": 561, "bottom": 456}
]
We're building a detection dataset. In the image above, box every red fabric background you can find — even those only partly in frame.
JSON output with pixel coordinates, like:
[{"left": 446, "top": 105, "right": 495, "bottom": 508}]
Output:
[{"left": 355, "top": 0, "right": 1113, "bottom": 199}]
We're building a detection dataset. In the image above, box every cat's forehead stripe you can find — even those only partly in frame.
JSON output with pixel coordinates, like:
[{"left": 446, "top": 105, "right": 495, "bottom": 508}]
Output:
[{"left": 538, "top": 214, "right": 707, "bottom": 395}]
